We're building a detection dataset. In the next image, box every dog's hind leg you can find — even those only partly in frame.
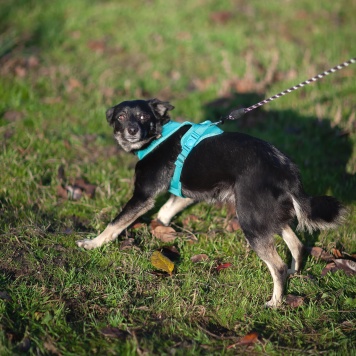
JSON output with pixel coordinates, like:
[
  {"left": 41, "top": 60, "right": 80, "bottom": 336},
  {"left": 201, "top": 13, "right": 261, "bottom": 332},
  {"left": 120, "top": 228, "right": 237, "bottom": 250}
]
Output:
[
  {"left": 282, "top": 225, "right": 304, "bottom": 274},
  {"left": 157, "top": 195, "right": 195, "bottom": 225},
  {"left": 244, "top": 233, "right": 288, "bottom": 308}
]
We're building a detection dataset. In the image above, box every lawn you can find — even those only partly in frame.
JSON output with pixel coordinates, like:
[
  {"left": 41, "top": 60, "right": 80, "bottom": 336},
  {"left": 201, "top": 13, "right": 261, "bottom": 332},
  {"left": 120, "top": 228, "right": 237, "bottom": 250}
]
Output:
[{"left": 0, "top": 0, "right": 355, "bottom": 354}]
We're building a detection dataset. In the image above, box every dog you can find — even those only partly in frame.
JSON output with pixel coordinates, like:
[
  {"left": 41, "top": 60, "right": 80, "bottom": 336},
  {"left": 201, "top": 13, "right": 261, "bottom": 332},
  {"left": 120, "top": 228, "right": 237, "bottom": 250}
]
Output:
[{"left": 76, "top": 98, "right": 346, "bottom": 307}]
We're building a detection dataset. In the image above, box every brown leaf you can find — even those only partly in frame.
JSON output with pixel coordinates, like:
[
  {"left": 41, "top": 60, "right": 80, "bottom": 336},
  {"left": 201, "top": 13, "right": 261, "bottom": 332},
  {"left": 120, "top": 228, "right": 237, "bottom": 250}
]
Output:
[
  {"left": 73, "top": 178, "right": 96, "bottom": 198},
  {"left": 210, "top": 11, "right": 233, "bottom": 24},
  {"left": 3, "top": 110, "right": 24, "bottom": 122},
  {"left": 87, "top": 40, "right": 106, "bottom": 53},
  {"left": 191, "top": 254, "right": 209, "bottom": 263},
  {"left": 331, "top": 248, "right": 342, "bottom": 258},
  {"left": 227, "top": 331, "right": 259, "bottom": 349},
  {"left": 56, "top": 185, "right": 68, "bottom": 199},
  {"left": 226, "top": 217, "right": 241, "bottom": 232},
  {"left": 216, "top": 262, "right": 232, "bottom": 272},
  {"left": 307, "top": 246, "right": 333, "bottom": 261},
  {"left": 152, "top": 225, "right": 177, "bottom": 242},
  {"left": 285, "top": 294, "right": 305, "bottom": 308},
  {"left": 321, "top": 262, "right": 337, "bottom": 276},
  {"left": 15, "top": 66, "right": 26, "bottom": 77},
  {"left": 66, "top": 78, "right": 82, "bottom": 93},
  {"left": 27, "top": 55, "right": 39, "bottom": 68},
  {"left": 43, "top": 340, "right": 62, "bottom": 356},
  {"left": 100, "top": 326, "right": 129, "bottom": 339},
  {"left": 150, "top": 219, "right": 165, "bottom": 230},
  {"left": 333, "top": 259, "right": 356, "bottom": 275},
  {"left": 238, "top": 331, "right": 259, "bottom": 345}
]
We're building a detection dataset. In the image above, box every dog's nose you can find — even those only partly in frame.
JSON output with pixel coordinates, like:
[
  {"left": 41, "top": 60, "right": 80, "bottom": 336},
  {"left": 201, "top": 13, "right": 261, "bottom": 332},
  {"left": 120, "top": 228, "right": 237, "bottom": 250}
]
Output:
[{"left": 128, "top": 126, "right": 138, "bottom": 136}]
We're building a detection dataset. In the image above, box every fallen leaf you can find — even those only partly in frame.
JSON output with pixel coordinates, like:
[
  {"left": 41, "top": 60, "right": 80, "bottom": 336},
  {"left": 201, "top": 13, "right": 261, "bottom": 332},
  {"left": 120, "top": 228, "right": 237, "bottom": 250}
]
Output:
[
  {"left": 331, "top": 248, "right": 342, "bottom": 258},
  {"left": 87, "top": 40, "right": 106, "bottom": 53},
  {"left": 151, "top": 251, "right": 174, "bottom": 275},
  {"left": 56, "top": 185, "right": 68, "bottom": 199},
  {"left": 227, "top": 331, "right": 259, "bottom": 349},
  {"left": 152, "top": 225, "right": 177, "bottom": 242},
  {"left": 321, "top": 262, "right": 336, "bottom": 276},
  {"left": 150, "top": 219, "right": 165, "bottom": 230},
  {"left": 226, "top": 217, "right": 241, "bottom": 232},
  {"left": 210, "top": 11, "right": 233, "bottom": 24},
  {"left": 100, "top": 326, "right": 129, "bottom": 339},
  {"left": 216, "top": 262, "right": 232, "bottom": 272},
  {"left": 3, "top": 110, "right": 24, "bottom": 122},
  {"left": 67, "top": 77, "right": 82, "bottom": 92},
  {"left": 334, "top": 259, "right": 356, "bottom": 275},
  {"left": 73, "top": 178, "right": 96, "bottom": 198},
  {"left": 191, "top": 254, "right": 209, "bottom": 263},
  {"left": 238, "top": 331, "right": 259, "bottom": 345},
  {"left": 43, "top": 340, "right": 62, "bottom": 356},
  {"left": 307, "top": 246, "right": 333, "bottom": 261},
  {"left": 285, "top": 294, "right": 305, "bottom": 308}
]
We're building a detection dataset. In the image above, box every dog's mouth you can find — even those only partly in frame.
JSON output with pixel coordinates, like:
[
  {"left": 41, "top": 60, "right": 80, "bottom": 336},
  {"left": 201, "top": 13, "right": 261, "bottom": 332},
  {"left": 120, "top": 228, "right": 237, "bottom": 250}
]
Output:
[
  {"left": 124, "top": 135, "right": 141, "bottom": 143},
  {"left": 123, "top": 129, "right": 145, "bottom": 143}
]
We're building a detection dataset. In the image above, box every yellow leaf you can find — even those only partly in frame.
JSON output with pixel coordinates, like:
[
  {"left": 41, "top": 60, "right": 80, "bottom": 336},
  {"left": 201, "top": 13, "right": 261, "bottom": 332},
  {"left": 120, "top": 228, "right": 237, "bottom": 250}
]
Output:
[{"left": 150, "top": 251, "right": 174, "bottom": 275}]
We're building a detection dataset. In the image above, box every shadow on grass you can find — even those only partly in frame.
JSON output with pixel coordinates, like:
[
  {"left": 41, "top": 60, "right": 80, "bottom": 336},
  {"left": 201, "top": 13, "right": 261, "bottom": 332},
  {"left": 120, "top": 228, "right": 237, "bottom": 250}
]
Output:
[{"left": 203, "top": 92, "right": 355, "bottom": 204}]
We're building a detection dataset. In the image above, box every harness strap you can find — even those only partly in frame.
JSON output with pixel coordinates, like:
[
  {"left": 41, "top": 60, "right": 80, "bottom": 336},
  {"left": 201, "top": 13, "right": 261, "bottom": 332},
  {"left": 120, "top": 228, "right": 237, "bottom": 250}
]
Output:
[
  {"left": 169, "top": 121, "right": 223, "bottom": 197},
  {"left": 135, "top": 120, "right": 223, "bottom": 198},
  {"left": 135, "top": 121, "right": 191, "bottom": 160}
]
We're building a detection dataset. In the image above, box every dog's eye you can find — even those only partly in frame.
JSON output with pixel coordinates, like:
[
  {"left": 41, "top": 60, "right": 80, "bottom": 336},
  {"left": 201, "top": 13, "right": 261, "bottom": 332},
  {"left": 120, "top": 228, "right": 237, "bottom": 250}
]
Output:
[
  {"left": 139, "top": 114, "right": 149, "bottom": 121},
  {"left": 118, "top": 114, "right": 125, "bottom": 121}
]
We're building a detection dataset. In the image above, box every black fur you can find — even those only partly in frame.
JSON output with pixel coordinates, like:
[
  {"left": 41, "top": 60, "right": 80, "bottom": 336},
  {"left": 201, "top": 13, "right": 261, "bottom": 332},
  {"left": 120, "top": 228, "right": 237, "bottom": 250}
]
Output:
[{"left": 77, "top": 99, "right": 346, "bottom": 307}]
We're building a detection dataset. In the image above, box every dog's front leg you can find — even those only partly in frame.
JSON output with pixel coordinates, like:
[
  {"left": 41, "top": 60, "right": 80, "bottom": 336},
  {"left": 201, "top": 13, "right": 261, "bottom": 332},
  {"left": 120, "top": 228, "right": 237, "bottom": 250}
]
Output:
[
  {"left": 76, "top": 195, "right": 155, "bottom": 250},
  {"left": 157, "top": 195, "right": 195, "bottom": 225}
]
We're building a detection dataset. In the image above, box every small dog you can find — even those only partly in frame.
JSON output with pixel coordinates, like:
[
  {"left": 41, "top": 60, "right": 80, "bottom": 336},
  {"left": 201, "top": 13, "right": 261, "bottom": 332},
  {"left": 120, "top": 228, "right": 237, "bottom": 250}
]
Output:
[{"left": 77, "top": 99, "right": 346, "bottom": 307}]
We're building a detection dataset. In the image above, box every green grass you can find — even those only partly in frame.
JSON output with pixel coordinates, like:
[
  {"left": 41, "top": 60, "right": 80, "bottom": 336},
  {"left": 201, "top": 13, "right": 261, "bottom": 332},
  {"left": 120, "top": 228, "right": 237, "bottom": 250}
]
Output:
[{"left": 1, "top": 0, "right": 355, "bottom": 354}]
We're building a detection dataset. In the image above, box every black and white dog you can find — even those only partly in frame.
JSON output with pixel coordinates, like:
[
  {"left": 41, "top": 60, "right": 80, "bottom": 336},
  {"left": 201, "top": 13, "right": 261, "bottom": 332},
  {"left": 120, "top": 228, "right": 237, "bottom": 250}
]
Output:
[{"left": 76, "top": 99, "right": 345, "bottom": 307}]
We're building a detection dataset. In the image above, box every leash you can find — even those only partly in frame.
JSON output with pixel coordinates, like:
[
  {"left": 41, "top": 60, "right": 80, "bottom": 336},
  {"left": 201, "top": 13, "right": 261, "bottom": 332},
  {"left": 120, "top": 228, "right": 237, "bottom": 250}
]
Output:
[{"left": 218, "top": 57, "right": 356, "bottom": 124}]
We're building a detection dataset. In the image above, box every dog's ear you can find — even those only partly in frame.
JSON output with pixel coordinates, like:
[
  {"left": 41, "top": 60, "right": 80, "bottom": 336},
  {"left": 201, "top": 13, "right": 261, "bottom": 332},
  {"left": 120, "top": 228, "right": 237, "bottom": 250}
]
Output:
[
  {"left": 148, "top": 98, "right": 174, "bottom": 123},
  {"left": 106, "top": 107, "right": 115, "bottom": 126}
]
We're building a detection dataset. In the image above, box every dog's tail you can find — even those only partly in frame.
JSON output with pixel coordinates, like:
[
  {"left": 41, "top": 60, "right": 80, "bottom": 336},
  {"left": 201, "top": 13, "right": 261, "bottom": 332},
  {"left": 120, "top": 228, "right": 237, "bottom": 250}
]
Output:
[{"left": 291, "top": 192, "right": 346, "bottom": 233}]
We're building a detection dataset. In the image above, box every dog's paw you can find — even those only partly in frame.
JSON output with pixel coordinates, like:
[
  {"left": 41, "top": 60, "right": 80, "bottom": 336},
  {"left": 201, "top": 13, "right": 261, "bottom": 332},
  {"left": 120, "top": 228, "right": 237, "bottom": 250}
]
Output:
[
  {"left": 76, "top": 239, "right": 97, "bottom": 250},
  {"left": 265, "top": 299, "right": 282, "bottom": 309}
]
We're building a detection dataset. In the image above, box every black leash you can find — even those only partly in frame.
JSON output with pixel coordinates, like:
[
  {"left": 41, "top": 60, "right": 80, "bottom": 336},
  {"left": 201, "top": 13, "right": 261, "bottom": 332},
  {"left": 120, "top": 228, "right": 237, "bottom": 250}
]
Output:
[{"left": 218, "top": 57, "right": 356, "bottom": 124}]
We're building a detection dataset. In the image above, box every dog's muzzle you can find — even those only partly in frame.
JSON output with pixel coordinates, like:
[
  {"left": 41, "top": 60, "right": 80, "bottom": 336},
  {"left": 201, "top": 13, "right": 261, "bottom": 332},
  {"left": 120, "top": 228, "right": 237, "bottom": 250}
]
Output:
[{"left": 124, "top": 124, "right": 143, "bottom": 142}]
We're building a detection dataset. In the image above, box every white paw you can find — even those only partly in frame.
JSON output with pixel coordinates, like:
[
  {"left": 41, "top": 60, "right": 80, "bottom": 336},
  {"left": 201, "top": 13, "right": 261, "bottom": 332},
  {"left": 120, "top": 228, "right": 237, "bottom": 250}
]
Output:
[
  {"left": 265, "top": 299, "right": 282, "bottom": 308},
  {"left": 76, "top": 239, "right": 98, "bottom": 250}
]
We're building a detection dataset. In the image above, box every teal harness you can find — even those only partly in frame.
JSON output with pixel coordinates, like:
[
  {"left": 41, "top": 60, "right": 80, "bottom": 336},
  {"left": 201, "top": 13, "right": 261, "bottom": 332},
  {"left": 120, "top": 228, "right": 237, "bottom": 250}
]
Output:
[{"left": 135, "top": 121, "right": 223, "bottom": 197}]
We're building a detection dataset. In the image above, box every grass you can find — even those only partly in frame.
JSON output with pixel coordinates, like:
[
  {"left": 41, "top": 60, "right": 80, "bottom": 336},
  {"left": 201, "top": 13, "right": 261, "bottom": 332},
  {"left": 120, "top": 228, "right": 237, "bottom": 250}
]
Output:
[{"left": 0, "top": 0, "right": 355, "bottom": 354}]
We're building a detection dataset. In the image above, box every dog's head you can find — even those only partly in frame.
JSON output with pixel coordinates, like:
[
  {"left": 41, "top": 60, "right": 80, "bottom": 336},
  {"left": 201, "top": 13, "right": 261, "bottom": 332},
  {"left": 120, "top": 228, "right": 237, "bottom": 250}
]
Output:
[{"left": 106, "top": 99, "right": 174, "bottom": 152}]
